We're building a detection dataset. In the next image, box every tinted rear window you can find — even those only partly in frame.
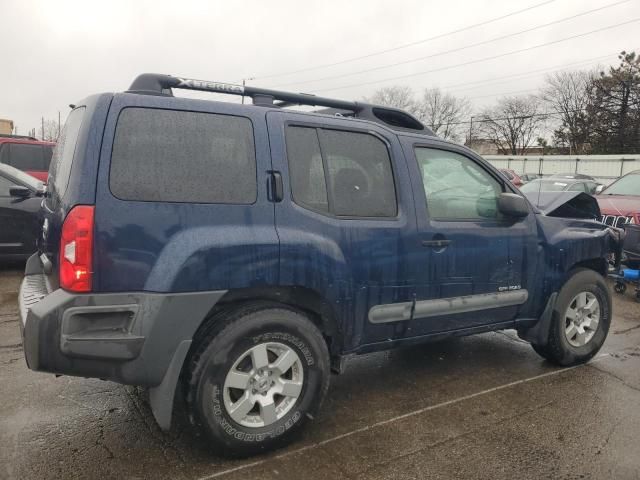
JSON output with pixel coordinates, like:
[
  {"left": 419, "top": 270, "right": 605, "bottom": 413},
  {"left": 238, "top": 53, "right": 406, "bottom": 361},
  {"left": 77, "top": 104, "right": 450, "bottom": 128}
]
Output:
[
  {"left": 49, "top": 107, "right": 85, "bottom": 197},
  {"left": 110, "top": 108, "right": 257, "bottom": 204},
  {"left": 7, "top": 144, "right": 45, "bottom": 170}
]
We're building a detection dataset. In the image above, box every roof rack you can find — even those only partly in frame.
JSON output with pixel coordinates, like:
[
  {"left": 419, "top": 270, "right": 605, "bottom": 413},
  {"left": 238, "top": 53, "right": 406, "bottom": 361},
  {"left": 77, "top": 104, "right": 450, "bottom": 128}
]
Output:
[
  {"left": 127, "top": 73, "right": 432, "bottom": 135},
  {"left": 0, "top": 133, "right": 38, "bottom": 141}
]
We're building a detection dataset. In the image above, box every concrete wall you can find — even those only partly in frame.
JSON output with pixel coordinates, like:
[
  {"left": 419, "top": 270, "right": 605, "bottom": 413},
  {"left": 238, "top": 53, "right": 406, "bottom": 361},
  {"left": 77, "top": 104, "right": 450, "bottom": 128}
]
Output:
[{"left": 483, "top": 154, "right": 640, "bottom": 185}]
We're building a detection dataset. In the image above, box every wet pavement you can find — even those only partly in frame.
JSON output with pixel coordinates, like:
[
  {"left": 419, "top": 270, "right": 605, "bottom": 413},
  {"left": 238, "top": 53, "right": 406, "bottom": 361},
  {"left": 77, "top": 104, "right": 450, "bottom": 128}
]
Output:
[{"left": 1, "top": 265, "right": 640, "bottom": 479}]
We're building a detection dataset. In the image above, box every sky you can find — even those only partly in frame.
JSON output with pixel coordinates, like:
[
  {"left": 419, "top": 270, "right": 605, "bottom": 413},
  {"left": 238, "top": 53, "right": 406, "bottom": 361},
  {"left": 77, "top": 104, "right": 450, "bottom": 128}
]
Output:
[{"left": 1, "top": 0, "right": 639, "bottom": 136}]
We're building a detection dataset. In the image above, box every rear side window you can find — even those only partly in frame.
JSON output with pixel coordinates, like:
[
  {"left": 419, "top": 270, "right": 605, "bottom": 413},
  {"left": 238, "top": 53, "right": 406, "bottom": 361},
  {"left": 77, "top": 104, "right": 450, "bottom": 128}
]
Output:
[
  {"left": 50, "top": 107, "right": 85, "bottom": 197},
  {"left": 110, "top": 108, "right": 257, "bottom": 204},
  {"left": 286, "top": 126, "right": 397, "bottom": 217}
]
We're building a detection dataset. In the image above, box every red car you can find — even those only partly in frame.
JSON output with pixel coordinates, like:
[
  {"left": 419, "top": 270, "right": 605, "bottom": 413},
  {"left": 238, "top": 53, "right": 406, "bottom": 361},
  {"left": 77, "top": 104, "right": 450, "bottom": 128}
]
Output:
[
  {"left": 0, "top": 135, "right": 55, "bottom": 182},
  {"left": 596, "top": 170, "right": 640, "bottom": 267},
  {"left": 499, "top": 168, "right": 523, "bottom": 187}
]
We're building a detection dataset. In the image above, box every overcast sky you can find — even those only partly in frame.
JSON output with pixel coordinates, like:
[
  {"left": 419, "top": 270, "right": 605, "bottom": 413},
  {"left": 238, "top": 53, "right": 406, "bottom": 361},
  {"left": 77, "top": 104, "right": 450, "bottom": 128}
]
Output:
[{"left": 1, "top": 0, "right": 639, "bottom": 135}]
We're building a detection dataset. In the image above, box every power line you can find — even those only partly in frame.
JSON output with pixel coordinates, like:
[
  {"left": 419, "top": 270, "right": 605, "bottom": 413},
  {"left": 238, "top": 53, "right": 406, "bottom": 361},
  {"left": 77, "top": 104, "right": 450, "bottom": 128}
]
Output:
[
  {"left": 443, "top": 52, "right": 616, "bottom": 93},
  {"left": 313, "top": 17, "right": 640, "bottom": 94},
  {"left": 252, "top": 0, "right": 557, "bottom": 81},
  {"left": 450, "top": 107, "right": 592, "bottom": 126},
  {"left": 271, "top": 0, "right": 629, "bottom": 89}
]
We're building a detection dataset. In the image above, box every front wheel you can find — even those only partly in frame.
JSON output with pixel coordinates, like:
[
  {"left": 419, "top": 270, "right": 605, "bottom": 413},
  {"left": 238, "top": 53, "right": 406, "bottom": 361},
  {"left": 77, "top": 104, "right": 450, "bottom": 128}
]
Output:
[
  {"left": 531, "top": 268, "right": 611, "bottom": 366},
  {"left": 185, "top": 304, "right": 330, "bottom": 457}
]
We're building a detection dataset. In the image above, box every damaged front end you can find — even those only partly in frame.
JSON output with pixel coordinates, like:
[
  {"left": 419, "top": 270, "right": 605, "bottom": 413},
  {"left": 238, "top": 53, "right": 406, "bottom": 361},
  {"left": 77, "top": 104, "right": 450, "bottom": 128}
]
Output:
[
  {"left": 525, "top": 190, "right": 624, "bottom": 272},
  {"left": 517, "top": 191, "right": 623, "bottom": 345}
]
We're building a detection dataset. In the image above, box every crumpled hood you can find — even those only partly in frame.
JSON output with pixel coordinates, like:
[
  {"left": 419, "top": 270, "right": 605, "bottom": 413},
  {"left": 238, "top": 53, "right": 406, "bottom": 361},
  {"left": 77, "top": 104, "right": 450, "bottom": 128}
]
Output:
[
  {"left": 596, "top": 195, "right": 640, "bottom": 216},
  {"left": 523, "top": 191, "right": 600, "bottom": 220}
]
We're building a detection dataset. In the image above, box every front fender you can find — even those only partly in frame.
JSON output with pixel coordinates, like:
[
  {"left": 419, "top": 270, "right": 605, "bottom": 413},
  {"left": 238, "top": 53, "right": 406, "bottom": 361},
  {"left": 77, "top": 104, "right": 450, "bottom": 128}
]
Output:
[{"left": 536, "top": 215, "right": 620, "bottom": 291}]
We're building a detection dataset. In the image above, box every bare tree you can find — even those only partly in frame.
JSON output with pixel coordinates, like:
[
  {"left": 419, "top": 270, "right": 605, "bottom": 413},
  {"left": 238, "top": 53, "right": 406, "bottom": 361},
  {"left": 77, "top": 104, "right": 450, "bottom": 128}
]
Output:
[
  {"left": 477, "top": 95, "right": 547, "bottom": 155},
  {"left": 541, "top": 70, "right": 596, "bottom": 154},
  {"left": 415, "top": 87, "right": 471, "bottom": 141},
  {"left": 41, "top": 119, "right": 60, "bottom": 142},
  {"left": 365, "top": 86, "right": 418, "bottom": 114}
]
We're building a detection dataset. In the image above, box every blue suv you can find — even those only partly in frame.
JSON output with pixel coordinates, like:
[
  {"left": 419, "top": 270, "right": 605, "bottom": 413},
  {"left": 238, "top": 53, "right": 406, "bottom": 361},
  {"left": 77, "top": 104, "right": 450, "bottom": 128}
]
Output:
[{"left": 19, "top": 74, "right": 621, "bottom": 456}]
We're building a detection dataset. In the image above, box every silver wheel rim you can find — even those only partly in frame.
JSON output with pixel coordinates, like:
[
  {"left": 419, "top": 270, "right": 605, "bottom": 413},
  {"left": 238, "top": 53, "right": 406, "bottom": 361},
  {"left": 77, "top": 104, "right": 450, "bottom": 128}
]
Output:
[
  {"left": 222, "top": 342, "right": 304, "bottom": 428},
  {"left": 564, "top": 292, "right": 600, "bottom": 347}
]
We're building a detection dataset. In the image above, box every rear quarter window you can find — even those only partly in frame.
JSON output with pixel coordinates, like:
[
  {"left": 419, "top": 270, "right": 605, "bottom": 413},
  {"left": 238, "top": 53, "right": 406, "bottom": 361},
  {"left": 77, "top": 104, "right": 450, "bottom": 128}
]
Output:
[
  {"left": 109, "top": 108, "right": 257, "bottom": 204},
  {"left": 49, "top": 107, "right": 86, "bottom": 197}
]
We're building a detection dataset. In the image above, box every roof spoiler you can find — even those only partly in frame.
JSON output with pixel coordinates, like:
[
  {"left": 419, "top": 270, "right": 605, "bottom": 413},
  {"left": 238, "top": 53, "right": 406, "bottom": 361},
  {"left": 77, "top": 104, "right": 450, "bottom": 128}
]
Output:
[{"left": 126, "top": 73, "right": 431, "bottom": 134}]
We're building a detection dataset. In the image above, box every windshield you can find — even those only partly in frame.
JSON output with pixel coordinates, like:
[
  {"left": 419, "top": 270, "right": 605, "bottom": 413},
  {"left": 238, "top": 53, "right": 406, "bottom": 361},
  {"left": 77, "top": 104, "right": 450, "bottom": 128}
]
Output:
[
  {"left": 602, "top": 173, "right": 640, "bottom": 196},
  {"left": 520, "top": 179, "right": 568, "bottom": 193}
]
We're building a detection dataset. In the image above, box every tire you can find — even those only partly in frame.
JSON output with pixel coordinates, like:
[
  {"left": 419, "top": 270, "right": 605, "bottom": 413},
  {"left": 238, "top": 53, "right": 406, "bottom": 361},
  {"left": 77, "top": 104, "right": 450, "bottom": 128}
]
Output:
[
  {"left": 185, "top": 303, "right": 330, "bottom": 457},
  {"left": 531, "top": 268, "right": 611, "bottom": 366}
]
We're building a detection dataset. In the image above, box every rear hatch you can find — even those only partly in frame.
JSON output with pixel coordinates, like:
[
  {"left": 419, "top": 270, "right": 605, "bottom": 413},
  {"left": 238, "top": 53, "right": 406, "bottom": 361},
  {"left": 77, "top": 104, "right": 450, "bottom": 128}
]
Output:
[{"left": 39, "top": 107, "right": 87, "bottom": 288}]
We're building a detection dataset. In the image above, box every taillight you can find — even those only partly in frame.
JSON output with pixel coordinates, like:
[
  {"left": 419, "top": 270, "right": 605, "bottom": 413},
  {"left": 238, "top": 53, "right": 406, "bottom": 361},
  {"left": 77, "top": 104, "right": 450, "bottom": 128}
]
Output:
[{"left": 59, "top": 205, "right": 95, "bottom": 292}]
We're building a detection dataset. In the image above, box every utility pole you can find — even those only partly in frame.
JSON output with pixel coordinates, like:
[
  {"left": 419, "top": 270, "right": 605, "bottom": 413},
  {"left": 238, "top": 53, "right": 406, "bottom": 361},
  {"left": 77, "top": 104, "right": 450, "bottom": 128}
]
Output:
[
  {"left": 58, "top": 111, "right": 61, "bottom": 140},
  {"left": 468, "top": 116, "right": 474, "bottom": 147},
  {"left": 241, "top": 77, "right": 255, "bottom": 105},
  {"left": 41, "top": 117, "right": 45, "bottom": 141}
]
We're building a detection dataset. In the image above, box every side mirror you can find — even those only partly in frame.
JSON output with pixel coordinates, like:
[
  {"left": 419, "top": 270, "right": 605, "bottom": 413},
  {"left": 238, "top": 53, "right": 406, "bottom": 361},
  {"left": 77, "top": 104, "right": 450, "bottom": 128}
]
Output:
[
  {"left": 498, "top": 193, "right": 529, "bottom": 218},
  {"left": 9, "top": 185, "right": 32, "bottom": 199},
  {"left": 595, "top": 184, "right": 605, "bottom": 195}
]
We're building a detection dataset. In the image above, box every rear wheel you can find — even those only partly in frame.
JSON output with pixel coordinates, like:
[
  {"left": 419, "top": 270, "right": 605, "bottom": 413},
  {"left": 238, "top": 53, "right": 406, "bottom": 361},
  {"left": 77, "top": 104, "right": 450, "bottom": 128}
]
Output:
[
  {"left": 185, "top": 304, "right": 330, "bottom": 457},
  {"left": 531, "top": 269, "right": 611, "bottom": 366}
]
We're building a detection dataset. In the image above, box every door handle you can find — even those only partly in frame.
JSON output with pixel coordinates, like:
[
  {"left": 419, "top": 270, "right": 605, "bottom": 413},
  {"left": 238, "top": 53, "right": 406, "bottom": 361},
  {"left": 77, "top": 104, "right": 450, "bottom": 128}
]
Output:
[
  {"left": 422, "top": 239, "right": 452, "bottom": 248},
  {"left": 269, "top": 171, "right": 283, "bottom": 202}
]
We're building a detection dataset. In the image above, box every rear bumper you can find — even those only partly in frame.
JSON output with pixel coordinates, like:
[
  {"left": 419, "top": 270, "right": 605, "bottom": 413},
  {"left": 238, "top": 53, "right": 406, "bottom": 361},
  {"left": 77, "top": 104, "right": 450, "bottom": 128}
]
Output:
[{"left": 19, "top": 254, "right": 226, "bottom": 386}]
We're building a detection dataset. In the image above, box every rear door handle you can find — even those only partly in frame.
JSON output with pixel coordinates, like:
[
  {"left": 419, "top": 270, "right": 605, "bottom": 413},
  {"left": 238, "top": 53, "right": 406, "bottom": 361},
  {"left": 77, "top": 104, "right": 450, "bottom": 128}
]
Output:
[
  {"left": 269, "top": 171, "right": 283, "bottom": 202},
  {"left": 422, "top": 239, "right": 452, "bottom": 248}
]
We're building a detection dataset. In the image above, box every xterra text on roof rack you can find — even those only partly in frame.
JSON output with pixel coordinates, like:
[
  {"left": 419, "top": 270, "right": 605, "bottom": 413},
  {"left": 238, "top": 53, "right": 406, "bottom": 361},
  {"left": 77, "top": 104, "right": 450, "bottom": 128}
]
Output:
[{"left": 19, "top": 73, "right": 622, "bottom": 456}]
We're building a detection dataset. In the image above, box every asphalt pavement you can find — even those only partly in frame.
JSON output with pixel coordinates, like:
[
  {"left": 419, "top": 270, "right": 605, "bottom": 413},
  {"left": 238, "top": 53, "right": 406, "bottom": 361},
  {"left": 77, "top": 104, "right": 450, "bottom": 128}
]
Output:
[{"left": 1, "top": 265, "right": 640, "bottom": 479}]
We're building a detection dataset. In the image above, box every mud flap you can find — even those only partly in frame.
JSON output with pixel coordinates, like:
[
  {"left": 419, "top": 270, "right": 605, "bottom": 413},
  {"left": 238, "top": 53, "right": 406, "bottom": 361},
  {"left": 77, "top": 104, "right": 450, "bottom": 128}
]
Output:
[
  {"left": 517, "top": 293, "right": 557, "bottom": 346},
  {"left": 149, "top": 340, "right": 192, "bottom": 431}
]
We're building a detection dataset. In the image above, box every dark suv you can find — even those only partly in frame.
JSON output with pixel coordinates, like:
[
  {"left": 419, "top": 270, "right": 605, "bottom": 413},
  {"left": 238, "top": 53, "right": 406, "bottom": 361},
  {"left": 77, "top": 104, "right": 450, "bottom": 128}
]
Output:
[{"left": 19, "top": 74, "right": 621, "bottom": 456}]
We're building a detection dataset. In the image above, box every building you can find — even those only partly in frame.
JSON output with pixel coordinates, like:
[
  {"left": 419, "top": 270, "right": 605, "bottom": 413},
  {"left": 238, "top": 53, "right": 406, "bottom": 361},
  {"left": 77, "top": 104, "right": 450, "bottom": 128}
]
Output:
[{"left": 0, "top": 119, "right": 14, "bottom": 135}]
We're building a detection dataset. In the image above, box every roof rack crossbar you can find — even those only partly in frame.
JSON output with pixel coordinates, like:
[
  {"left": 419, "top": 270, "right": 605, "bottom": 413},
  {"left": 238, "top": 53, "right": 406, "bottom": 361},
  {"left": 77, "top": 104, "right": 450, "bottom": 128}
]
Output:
[{"left": 127, "top": 73, "right": 361, "bottom": 112}]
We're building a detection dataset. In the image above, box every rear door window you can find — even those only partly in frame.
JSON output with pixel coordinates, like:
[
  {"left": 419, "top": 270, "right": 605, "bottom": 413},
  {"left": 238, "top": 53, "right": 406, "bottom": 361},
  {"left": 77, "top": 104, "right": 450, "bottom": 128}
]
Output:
[
  {"left": 109, "top": 108, "right": 257, "bottom": 204},
  {"left": 285, "top": 126, "right": 397, "bottom": 217}
]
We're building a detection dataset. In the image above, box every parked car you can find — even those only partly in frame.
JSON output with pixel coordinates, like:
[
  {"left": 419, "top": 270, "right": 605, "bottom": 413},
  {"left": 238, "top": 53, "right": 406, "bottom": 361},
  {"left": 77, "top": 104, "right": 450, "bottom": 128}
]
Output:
[
  {"left": 520, "top": 178, "right": 600, "bottom": 195},
  {"left": 0, "top": 163, "right": 44, "bottom": 260},
  {"left": 499, "top": 168, "right": 523, "bottom": 186},
  {"left": 520, "top": 173, "right": 541, "bottom": 183},
  {"left": 0, "top": 134, "right": 54, "bottom": 182},
  {"left": 549, "top": 173, "right": 602, "bottom": 193},
  {"left": 596, "top": 170, "right": 640, "bottom": 266},
  {"left": 19, "top": 73, "right": 621, "bottom": 456}
]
